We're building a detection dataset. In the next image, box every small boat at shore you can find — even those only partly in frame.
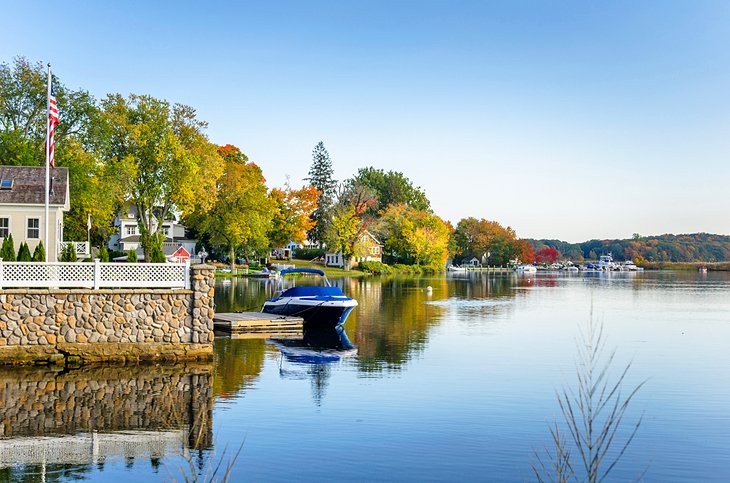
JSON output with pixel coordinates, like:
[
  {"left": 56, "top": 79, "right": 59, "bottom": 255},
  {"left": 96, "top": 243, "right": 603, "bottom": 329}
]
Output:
[
  {"left": 262, "top": 268, "right": 358, "bottom": 328},
  {"left": 699, "top": 265, "right": 708, "bottom": 274},
  {"left": 515, "top": 264, "right": 537, "bottom": 273},
  {"left": 447, "top": 265, "right": 467, "bottom": 272}
]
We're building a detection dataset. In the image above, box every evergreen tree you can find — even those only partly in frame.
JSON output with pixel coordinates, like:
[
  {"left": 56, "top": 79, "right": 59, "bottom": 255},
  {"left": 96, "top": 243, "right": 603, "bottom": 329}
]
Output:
[
  {"left": 127, "top": 248, "right": 138, "bottom": 263},
  {"left": 149, "top": 243, "right": 166, "bottom": 263},
  {"left": 32, "top": 241, "right": 46, "bottom": 262},
  {"left": 98, "top": 245, "right": 110, "bottom": 262},
  {"left": 17, "top": 242, "right": 32, "bottom": 261},
  {"left": 306, "top": 141, "right": 337, "bottom": 246},
  {"left": 1, "top": 234, "right": 16, "bottom": 261},
  {"left": 61, "top": 243, "right": 77, "bottom": 262}
]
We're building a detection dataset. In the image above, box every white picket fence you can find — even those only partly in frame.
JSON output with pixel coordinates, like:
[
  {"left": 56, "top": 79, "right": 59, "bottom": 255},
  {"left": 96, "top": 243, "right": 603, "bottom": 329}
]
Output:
[{"left": 0, "top": 259, "right": 190, "bottom": 290}]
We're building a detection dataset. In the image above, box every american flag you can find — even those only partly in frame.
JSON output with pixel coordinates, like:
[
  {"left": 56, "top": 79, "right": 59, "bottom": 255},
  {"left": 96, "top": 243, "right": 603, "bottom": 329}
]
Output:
[{"left": 48, "top": 83, "right": 59, "bottom": 168}]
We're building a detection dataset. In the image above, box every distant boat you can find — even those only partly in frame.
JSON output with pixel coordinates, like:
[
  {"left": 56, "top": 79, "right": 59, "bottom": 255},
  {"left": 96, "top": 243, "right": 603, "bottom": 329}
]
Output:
[
  {"left": 447, "top": 265, "right": 467, "bottom": 272},
  {"left": 598, "top": 253, "right": 618, "bottom": 271},
  {"left": 516, "top": 265, "right": 537, "bottom": 273},
  {"left": 699, "top": 265, "right": 708, "bottom": 274}
]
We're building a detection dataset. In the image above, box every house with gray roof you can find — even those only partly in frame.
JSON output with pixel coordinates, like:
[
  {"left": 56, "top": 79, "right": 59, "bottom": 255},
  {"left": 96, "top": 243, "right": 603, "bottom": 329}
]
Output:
[{"left": 0, "top": 166, "right": 70, "bottom": 262}]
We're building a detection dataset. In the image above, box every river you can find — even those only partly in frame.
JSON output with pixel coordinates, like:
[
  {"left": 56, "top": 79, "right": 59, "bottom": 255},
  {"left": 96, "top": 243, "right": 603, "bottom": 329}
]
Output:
[{"left": 1, "top": 270, "right": 729, "bottom": 481}]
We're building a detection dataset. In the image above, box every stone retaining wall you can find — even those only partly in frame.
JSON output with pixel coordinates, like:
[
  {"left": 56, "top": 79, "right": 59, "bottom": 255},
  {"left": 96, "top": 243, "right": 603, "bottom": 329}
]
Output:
[
  {"left": 0, "top": 264, "right": 215, "bottom": 365},
  {"left": 0, "top": 364, "right": 213, "bottom": 449}
]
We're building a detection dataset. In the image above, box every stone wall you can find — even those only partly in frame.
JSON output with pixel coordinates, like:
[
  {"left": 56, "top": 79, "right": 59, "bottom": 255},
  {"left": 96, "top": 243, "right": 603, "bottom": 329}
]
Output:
[
  {"left": 0, "top": 363, "right": 213, "bottom": 449},
  {"left": 0, "top": 264, "right": 215, "bottom": 364}
]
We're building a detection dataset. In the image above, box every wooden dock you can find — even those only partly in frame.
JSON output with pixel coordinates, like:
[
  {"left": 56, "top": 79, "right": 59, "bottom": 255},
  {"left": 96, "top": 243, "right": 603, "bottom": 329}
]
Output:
[{"left": 213, "top": 312, "right": 303, "bottom": 338}]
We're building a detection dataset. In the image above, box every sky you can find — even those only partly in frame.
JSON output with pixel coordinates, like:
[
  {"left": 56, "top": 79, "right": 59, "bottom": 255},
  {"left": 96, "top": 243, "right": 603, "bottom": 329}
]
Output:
[{"left": 1, "top": 1, "right": 729, "bottom": 242}]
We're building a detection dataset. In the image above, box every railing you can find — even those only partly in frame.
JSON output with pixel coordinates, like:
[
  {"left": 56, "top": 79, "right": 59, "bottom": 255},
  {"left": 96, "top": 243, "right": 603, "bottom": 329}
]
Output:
[
  {"left": 59, "top": 241, "right": 90, "bottom": 257},
  {"left": 0, "top": 259, "right": 190, "bottom": 290}
]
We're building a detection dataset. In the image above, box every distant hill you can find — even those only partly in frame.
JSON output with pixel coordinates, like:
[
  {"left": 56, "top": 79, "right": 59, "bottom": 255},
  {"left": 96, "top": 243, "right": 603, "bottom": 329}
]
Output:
[{"left": 527, "top": 233, "right": 730, "bottom": 263}]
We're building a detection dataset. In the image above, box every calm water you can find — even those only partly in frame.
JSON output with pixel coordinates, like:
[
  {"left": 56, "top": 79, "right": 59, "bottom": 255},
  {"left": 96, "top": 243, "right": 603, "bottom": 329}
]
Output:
[{"left": 1, "top": 271, "right": 729, "bottom": 481}]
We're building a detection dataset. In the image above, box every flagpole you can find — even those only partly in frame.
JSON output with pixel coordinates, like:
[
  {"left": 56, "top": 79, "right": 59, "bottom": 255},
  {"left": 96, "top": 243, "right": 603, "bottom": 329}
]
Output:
[{"left": 44, "top": 64, "right": 51, "bottom": 262}]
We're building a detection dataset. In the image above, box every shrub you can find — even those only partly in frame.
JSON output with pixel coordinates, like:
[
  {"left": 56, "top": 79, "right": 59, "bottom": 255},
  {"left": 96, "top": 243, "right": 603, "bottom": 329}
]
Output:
[
  {"left": 17, "top": 242, "right": 32, "bottom": 261},
  {"left": 149, "top": 244, "right": 167, "bottom": 263},
  {"left": 294, "top": 248, "right": 325, "bottom": 260},
  {"left": 358, "top": 261, "right": 395, "bottom": 275},
  {"left": 127, "top": 248, "right": 138, "bottom": 263},
  {"left": 1, "top": 234, "right": 16, "bottom": 261},
  {"left": 61, "top": 243, "right": 77, "bottom": 262},
  {"left": 32, "top": 241, "right": 45, "bottom": 262},
  {"left": 98, "top": 245, "right": 110, "bottom": 262}
]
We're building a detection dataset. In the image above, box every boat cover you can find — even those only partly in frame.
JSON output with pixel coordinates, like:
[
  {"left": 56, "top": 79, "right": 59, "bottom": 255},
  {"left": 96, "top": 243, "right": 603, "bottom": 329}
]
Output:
[
  {"left": 277, "top": 286, "right": 344, "bottom": 298},
  {"left": 280, "top": 268, "right": 325, "bottom": 276}
]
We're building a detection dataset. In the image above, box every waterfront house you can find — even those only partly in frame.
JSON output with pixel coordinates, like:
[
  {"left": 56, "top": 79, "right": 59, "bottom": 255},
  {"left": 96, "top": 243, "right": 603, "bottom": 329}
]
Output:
[
  {"left": 325, "top": 230, "right": 383, "bottom": 268},
  {"left": 0, "top": 166, "right": 70, "bottom": 262},
  {"left": 108, "top": 204, "right": 197, "bottom": 258},
  {"left": 462, "top": 257, "right": 481, "bottom": 268}
]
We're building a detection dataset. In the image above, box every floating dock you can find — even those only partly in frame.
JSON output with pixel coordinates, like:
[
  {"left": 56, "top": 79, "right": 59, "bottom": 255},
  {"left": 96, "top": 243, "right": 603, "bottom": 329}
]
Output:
[{"left": 213, "top": 312, "right": 303, "bottom": 338}]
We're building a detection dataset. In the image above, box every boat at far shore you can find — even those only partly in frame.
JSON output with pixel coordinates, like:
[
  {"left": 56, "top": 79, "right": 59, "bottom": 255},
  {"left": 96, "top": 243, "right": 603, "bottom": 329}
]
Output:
[{"left": 515, "top": 264, "right": 537, "bottom": 273}]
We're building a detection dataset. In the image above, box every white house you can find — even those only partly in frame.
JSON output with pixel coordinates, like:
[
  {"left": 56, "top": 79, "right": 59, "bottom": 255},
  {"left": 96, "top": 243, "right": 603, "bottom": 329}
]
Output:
[
  {"left": 325, "top": 230, "right": 383, "bottom": 268},
  {"left": 0, "top": 166, "right": 70, "bottom": 262},
  {"left": 108, "top": 204, "right": 197, "bottom": 259}
]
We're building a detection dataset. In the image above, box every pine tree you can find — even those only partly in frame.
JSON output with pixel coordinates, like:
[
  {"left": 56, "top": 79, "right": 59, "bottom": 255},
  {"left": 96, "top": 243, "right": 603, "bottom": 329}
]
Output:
[
  {"left": 1, "top": 234, "right": 16, "bottom": 261},
  {"left": 98, "top": 245, "right": 110, "bottom": 262},
  {"left": 61, "top": 243, "right": 77, "bottom": 262},
  {"left": 17, "top": 242, "right": 32, "bottom": 261},
  {"left": 306, "top": 141, "right": 337, "bottom": 246},
  {"left": 32, "top": 241, "right": 46, "bottom": 262},
  {"left": 127, "top": 248, "right": 138, "bottom": 263}
]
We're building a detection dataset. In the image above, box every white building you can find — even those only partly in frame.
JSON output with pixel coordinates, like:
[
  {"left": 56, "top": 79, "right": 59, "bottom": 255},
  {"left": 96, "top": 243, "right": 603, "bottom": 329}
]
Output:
[
  {"left": 0, "top": 166, "right": 70, "bottom": 262},
  {"left": 108, "top": 204, "right": 197, "bottom": 260}
]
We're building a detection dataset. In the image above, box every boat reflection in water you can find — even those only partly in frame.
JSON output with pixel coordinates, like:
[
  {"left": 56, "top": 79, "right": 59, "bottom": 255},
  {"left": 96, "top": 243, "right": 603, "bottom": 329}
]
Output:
[
  {"left": 267, "top": 325, "right": 357, "bottom": 365},
  {"left": 267, "top": 326, "right": 356, "bottom": 405}
]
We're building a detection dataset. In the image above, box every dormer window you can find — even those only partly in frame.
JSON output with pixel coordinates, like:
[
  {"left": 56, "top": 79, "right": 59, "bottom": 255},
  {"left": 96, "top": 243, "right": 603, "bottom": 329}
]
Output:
[{"left": 126, "top": 226, "right": 137, "bottom": 236}]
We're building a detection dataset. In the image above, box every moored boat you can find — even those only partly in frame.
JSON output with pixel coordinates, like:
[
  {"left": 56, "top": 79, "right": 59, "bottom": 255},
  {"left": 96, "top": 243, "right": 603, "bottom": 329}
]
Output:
[
  {"left": 516, "top": 264, "right": 537, "bottom": 273},
  {"left": 262, "top": 268, "right": 358, "bottom": 328}
]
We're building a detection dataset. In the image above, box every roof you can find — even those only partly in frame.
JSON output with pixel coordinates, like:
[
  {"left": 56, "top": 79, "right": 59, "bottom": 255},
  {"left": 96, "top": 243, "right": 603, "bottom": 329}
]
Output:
[{"left": 0, "top": 166, "right": 69, "bottom": 206}]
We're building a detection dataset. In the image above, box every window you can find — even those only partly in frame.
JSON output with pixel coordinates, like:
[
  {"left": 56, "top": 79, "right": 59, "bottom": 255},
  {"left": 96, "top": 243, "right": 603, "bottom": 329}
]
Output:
[
  {"left": 126, "top": 226, "right": 136, "bottom": 236},
  {"left": 27, "top": 218, "right": 40, "bottom": 239},
  {"left": 0, "top": 218, "right": 8, "bottom": 238}
]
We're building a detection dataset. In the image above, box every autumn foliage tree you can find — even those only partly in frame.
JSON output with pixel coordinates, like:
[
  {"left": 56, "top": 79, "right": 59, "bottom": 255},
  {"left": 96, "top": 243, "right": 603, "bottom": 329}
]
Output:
[
  {"left": 186, "top": 144, "right": 272, "bottom": 270},
  {"left": 324, "top": 182, "right": 377, "bottom": 270},
  {"left": 536, "top": 246, "right": 560, "bottom": 264},
  {"left": 378, "top": 204, "right": 452, "bottom": 269},
  {"left": 268, "top": 184, "right": 320, "bottom": 249}
]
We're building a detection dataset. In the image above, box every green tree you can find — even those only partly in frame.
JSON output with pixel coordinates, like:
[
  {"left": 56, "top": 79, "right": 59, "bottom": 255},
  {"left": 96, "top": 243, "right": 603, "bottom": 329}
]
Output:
[
  {"left": 378, "top": 204, "right": 451, "bottom": 269},
  {"left": 186, "top": 144, "right": 273, "bottom": 270},
  {"left": 324, "top": 183, "right": 376, "bottom": 270},
  {"left": 306, "top": 141, "right": 337, "bottom": 247},
  {"left": 16, "top": 242, "right": 32, "bottom": 261},
  {"left": 98, "top": 244, "right": 109, "bottom": 262},
  {"left": 0, "top": 235, "right": 16, "bottom": 261},
  {"left": 0, "top": 57, "right": 120, "bottom": 240},
  {"left": 32, "top": 240, "right": 45, "bottom": 262},
  {"left": 127, "top": 248, "right": 138, "bottom": 263},
  {"left": 61, "top": 243, "right": 77, "bottom": 262},
  {"left": 98, "top": 93, "right": 223, "bottom": 261},
  {"left": 351, "top": 167, "right": 431, "bottom": 216}
]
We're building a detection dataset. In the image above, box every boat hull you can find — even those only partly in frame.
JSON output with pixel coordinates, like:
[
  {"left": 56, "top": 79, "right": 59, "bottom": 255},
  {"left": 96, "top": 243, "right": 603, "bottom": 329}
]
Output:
[{"left": 262, "top": 301, "right": 356, "bottom": 328}]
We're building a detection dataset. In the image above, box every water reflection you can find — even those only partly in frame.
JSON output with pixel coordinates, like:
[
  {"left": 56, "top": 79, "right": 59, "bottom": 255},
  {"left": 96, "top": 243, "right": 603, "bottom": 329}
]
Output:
[
  {"left": 214, "top": 273, "right": 521, "bottom": 376},
  {"left": 0, "top": 364, "right": 213, "bottom": 479}
]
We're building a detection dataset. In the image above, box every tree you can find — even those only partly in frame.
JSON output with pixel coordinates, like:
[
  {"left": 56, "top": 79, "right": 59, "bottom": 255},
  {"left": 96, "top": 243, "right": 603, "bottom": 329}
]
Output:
[
  {"left": 16, "top": 242, "right": 32, "bottom": 261},
  {"left": 127, "top": 248, "right": 138, "bottom": 263},
  {"left": 99, "top": 93, "right": 223, "bottom": 261},
  {"left": 378, "top": 204, "right": 451, "bottom": 269},
  {"left": 536, "top": 247, "right": 560, "bottom": 264},
  {"left": 0, "top": 57, "right": 120, "bottom": 240},
  {"left": 186, "top": 144, "right": 273, "bottom": 270},
  {"left": 98, "top": 245, "right": 110, "bottom": 262},
  {"left": 324, "top": 182, "right": 376, "bottom": 270},
  {"left": 61, "top": 243, "right": 77, "bottom": 262},
  {"left": 32, "top": 241, "right": 45, "bottom": 262},
  {"left": 351, "top": 167, "right": 431, "bottom": 216},
  {"left": 268, "top": 183, "right": 319, "bottom": 249},
  {"left": 306, "top": 142, "right": 337, "bottom": 246},
  {"left": 0, "top": 235, "right": 16, "bottom": 261}
]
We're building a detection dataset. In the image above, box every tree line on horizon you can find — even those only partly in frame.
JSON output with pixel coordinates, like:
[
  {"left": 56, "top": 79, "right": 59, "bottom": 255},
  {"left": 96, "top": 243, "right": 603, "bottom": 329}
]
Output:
[{"left": 528, "top": 233, "right": 730, "bottom": 263}]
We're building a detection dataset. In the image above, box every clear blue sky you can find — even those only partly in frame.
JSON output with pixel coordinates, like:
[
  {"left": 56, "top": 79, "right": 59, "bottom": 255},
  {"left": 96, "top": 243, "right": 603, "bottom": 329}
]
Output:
[{"left": 2, "top": 1, "right": 729, "bottom": 242}]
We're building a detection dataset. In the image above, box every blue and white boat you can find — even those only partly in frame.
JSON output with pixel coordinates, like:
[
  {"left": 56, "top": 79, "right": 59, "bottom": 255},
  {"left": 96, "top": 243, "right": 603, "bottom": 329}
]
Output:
[{"left": 262, "top": 268, "right": 358, "bottom": 328}]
